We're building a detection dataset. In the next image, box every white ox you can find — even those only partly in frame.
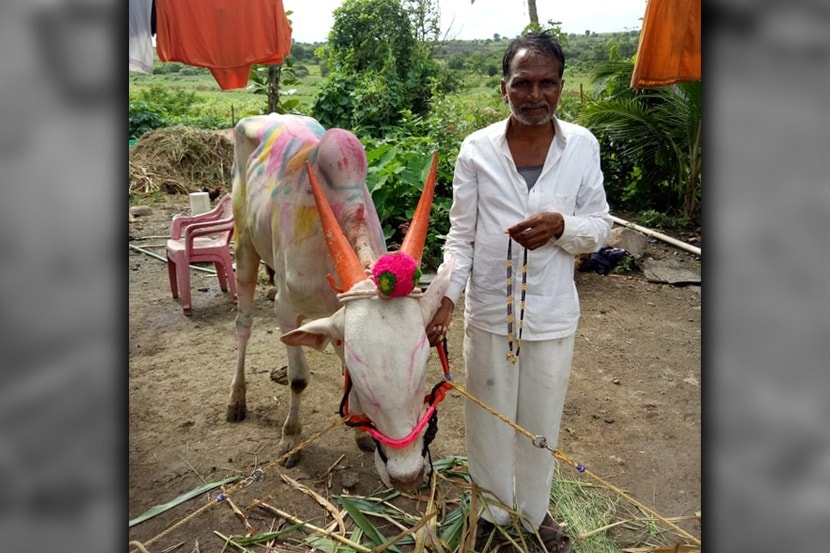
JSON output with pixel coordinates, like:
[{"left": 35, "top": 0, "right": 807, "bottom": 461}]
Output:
[{"left": 227, "top": 114, "right": 452, "bottom": 491}]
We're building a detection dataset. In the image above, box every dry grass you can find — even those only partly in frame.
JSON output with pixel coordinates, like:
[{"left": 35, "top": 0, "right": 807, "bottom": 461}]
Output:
[
  {"left": 128, "top": 126, "right": 234, "bottom": 197},
  {"left": 129, "top": 454, "right": 699, "bottom": 553}
]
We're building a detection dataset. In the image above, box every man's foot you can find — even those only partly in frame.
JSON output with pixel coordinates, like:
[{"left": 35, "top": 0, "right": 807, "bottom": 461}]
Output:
[
  {"left": 473, "top": 517, "right": 496, "bottom": 552},
  {"left": 538, "top": 513, "right": 572, "bottom": 553}
]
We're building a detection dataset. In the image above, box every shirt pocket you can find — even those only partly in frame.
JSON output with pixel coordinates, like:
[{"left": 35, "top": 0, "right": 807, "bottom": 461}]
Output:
[{"left": 544, "top": 194, "right": 577, "bottom": 215}]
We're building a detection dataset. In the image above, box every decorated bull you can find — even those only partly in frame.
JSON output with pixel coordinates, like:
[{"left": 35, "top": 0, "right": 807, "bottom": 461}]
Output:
[{"left": 227, "top": 114, "right": 453, "bottom": 491}]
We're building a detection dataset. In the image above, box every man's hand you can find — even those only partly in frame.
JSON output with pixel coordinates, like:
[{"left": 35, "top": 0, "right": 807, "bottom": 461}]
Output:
[
  {"left": 426, "top": 296, "right": 455, "bottom": 347},
  {"left": 506, "top": 212, "right": 564, "bottom": 250}
]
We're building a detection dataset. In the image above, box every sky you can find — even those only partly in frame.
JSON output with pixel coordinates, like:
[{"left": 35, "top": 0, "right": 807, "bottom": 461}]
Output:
[{"left": 283, "top": 0, "right": 648, "bottom": 44}]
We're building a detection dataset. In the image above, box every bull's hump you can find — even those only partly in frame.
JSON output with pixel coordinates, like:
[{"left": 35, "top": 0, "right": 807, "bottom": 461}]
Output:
[
  {"left": 316, "top": 128, "right": 368, "bottom": 192},
  {"left": 244, "top": 117, "right": 325, "bottom": 183}
]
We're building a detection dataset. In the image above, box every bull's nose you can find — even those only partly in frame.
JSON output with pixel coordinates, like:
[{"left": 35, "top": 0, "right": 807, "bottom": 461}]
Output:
[{"left": 388, "top": 468, "right": 425, "bottom": 492}]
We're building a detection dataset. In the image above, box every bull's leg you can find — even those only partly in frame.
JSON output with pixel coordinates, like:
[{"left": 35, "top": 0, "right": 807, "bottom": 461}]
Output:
[
  {"left": 278, "top": 344, "right": 310, "bottom": 467},
  {"left": 227, "top": 238, "right": 260, "bottom": 422}
]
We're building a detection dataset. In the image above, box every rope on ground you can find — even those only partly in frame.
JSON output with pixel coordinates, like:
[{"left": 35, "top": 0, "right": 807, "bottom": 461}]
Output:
[
  {"left": 447, "top": 379, "right": 701, "bottom": 547},
  {"left": 129, "top": 243, "right": 219, "bottom": 275},
  {"left": 130, "top": 416, "right": 346, "bottom": 552}
]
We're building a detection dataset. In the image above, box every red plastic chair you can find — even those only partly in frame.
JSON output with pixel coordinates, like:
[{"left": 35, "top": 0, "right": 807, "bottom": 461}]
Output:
[{"left": 166, "top": 194, "right": 237, "bottom": 315}]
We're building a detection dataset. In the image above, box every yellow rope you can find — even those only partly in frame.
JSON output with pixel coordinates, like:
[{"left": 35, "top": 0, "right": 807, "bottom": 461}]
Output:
[
  {"left": 133, "top": 381, "right": 700, "bottom": 549},
  {"left": 131, "top": 416, "right": 346, "bottom": 551},
  {"left": 448, "top": 380, "right": 701, "bottom": 547}
]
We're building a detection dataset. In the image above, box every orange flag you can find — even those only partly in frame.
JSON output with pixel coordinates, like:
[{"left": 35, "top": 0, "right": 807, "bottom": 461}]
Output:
[
  {"left": 155, "top": 0, "right": 292, "bottom": 90},
  {"left": 631, "top": 0, "right": 701, "bottom": 88}
]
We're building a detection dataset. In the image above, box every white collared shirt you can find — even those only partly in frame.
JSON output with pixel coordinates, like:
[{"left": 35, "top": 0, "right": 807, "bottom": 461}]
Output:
[{"left": 442, "top": 117, "right": 612, "bottom": 340}]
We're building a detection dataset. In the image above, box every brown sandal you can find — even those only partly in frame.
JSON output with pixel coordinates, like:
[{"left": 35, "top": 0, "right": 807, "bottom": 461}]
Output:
[{"left": 538, "top": 513, "right": 572, "bottom": 553}]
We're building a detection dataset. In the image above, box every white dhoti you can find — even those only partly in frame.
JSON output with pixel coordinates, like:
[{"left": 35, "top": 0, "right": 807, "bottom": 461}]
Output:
[{"left": 463, "top": 324, "right": 575, "bottom": 530}]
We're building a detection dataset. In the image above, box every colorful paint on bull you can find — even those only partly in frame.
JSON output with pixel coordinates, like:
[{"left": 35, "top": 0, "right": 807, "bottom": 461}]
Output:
[{"left": 227, "top": 113, "right": 454, "bottom": 491}]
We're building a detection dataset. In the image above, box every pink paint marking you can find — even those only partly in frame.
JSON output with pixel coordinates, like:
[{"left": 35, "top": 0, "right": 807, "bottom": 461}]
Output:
[
  {"left": 407, "top": 335, "right": 428, "bottom": 379},
  {"left": 361, "top": 379, "right": 382, "bottom": 411},
  {"left": 345, "top": 340, "right": 364, "bottom": 366},
  {"left": 344, "top": 341, "right": 381, "bottom": 410}
]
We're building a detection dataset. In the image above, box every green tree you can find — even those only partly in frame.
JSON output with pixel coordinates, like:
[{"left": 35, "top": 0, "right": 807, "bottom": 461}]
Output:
[
  {"left": 404, "top": 0, "right": 441, "bottom": 44},
  {"left": 528, "top": 0, "right": 538, "bottom": 26},
  {"left": 312, "top": 0, "right": 448, "bottom": 137},
  {"left": 248, "top": 57, "right": 300, "bottom": 114},
  {"left": 581, "top": 61, "right": 702, "bottom": 219}
]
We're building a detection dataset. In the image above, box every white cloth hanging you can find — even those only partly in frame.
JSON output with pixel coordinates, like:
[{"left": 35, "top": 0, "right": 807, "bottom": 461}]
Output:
[{"left": 129, "top": 0, "right": 153, "bottom": 74}]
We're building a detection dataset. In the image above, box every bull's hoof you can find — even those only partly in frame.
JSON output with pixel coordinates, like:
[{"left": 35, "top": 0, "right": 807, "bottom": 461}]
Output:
[
  {"left": 278, "top": 448, "right": 302, "bottom": 468},
  {"left": 266, "top": 287, "right": 277, "bottom": 302},
  {"left": 355, "top": 431, "right": 376, "bottom": 453},
  {"left": 226, "top": 403, "right": 247, "bottom": 422}
]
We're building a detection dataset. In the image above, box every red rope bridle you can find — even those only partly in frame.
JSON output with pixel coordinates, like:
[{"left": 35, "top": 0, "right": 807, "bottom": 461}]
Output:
[{"left": 338, "top": 340, "right": 454, "bottom": 455}]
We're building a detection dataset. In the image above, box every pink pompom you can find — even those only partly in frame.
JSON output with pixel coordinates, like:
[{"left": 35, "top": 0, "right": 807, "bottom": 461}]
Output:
[{"left": 372, "top": 252, "right": 422, "bottom": 298}]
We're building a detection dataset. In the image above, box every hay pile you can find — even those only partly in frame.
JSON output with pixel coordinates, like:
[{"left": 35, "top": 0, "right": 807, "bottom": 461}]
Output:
[{"left": 129, "top": 126, "right": 234, "bottom": 196}]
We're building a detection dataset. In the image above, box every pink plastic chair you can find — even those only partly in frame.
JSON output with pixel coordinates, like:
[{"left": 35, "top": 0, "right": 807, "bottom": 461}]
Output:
[{"left": 166, "top": 194, "right": 237, "bottom": 315}]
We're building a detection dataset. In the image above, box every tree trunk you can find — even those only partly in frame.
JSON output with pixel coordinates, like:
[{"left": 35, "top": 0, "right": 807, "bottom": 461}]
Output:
[
  {"left": 528, "top": 0, "right": 539, "bottom": 25},
  {"left": 267, "top": 64, "right": 281, "bottom": 114},
  {"left": 685, "top": 117, "right": 702, "bottom": 218}
]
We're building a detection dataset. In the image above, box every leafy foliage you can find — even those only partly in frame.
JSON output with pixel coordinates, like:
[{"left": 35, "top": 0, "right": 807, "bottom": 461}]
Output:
[
  {"left": 129, "top": 84, "right": 229, "bottom": 139},
  {"left": 129, "top": 101, "right": 168, "bottom": 140},
  {"left": 580, "top": 58, "right": 701, "bottom": 220},
  {"left": 312, "top": 0, "right": 451, "bottom": 137},
  {"left": 129, "top": 22, "right": 702, "bottom": 264},
  {"left": 363, "top": 141, "right": 450, "bottom": 269},
  {"left": 360, "top": 92, "right": 506, "bottom": 269},
  {"left": 248, "top": 58, "right": 302, "bottom": 114}
]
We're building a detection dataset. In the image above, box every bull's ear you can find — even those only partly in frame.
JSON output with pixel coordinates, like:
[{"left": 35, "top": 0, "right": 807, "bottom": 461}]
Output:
[
  {"left": 419, "top": 255, "right": 455, "bottom": 324},
  {"left": 281, "top": 309, "right": 345, "bottom": 351}
]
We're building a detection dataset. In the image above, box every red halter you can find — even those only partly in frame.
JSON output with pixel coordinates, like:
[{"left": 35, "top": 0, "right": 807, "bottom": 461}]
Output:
[{"left": 339, "top": 341, "right": 453, "bottom": 450}]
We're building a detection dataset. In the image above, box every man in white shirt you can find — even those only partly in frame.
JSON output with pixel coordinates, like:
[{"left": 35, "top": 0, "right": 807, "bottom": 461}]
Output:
[{"left": 427, "top": 31, "right": 612, "bottom": 552}]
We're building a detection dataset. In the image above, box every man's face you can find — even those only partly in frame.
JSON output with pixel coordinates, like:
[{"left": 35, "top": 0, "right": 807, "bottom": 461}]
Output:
[{"left": 501, "top": 48, "right": 563, "bottom": 127}]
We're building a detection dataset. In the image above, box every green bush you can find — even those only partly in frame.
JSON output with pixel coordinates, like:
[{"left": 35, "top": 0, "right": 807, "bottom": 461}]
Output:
[
  {"left": 357, "top": 92, "right": 506, "bottom": 270},
  {"left": 312, "top": 0, "right": 449, "bottom": 139},
  {"left": 153, "top": 62, "right": 183, "bottom": 74},
  {"left": 363, "top": 141, "right": 451, "bottom": 270},
  {"left": 311, "top": 73, "right": 356, "bottom": 130},
  {"left": 129, "top": 101, "right": 168, "bottom": 140},
  {"left": 134, "top": 84, "right": 200, "bottom": 117}
]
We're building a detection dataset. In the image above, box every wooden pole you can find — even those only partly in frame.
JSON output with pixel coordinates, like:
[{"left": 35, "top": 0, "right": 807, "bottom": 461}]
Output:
[{"left": 610, "top": 215, "right": 701, "bottom": 256}]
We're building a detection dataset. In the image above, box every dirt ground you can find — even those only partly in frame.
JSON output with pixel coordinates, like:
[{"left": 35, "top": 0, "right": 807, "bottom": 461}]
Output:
[{"left": 128, "top": 194, "right": 701, "bottom": 552}]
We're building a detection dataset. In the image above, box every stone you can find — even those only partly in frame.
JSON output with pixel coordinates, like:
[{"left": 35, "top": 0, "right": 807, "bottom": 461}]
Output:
[
  {"left": 607, "top": 227, "right": 648, "bottom": 258},
  {"left": 129, "top": 205, "right": 152, "bottom": 217},
  {"left": 341, "top": 471, "right": 359, "bottom": 489}
]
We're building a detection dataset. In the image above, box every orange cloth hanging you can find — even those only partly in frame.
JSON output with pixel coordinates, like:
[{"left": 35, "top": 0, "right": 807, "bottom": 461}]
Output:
[
  {"left": 631, "top": 0, "right": 701, "bottom": 88},
  {"left": 155, "top": 0, "right": 292, "bottom": 90}
]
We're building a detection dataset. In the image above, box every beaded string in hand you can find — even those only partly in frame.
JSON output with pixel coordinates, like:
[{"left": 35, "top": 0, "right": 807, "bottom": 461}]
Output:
[{"left": 506, "top": 237, "right": 528, "bottom": 363}]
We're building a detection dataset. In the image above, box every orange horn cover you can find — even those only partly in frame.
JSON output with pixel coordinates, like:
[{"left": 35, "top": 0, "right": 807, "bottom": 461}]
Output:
[
  {"left": 305, "top": 162, "right": 367, "bottom": 293},
  {"left": 399, "top": 151, "right": 439, "bottom": 266}
]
